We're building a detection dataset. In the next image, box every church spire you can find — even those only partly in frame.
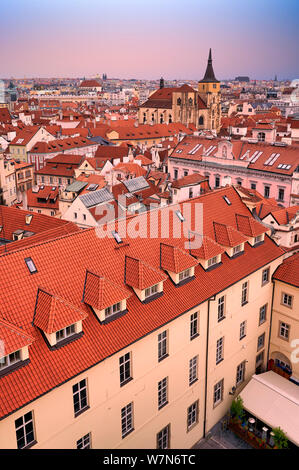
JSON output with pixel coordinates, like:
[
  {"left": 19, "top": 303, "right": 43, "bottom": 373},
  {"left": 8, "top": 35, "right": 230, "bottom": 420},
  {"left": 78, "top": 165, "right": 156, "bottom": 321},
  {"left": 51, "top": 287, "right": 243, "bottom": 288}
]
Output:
[{"left": 199, "top": 48, "right": 219, "bottom": 83}]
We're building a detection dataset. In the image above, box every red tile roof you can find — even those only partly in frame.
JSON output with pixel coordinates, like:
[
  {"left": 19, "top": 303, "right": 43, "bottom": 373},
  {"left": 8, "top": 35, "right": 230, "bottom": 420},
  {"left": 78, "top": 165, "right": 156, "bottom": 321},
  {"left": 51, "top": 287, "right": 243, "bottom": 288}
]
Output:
[
  {"left": 214, "top": 222, "right": 248, "bottom": 247},
  {"left": 83, "top": 271, "right": 132, "bottom": 311},
  {"left": 172, "top": 173, "right": 206, "bottom": 188},
  {"left": 33, "top": 289, "right": 88, "bottom": 334},
  {"left": 125, "top": 256, "right": 167, "bottom": 290},
  {"left": 190, "top": 235, "right": 225, "bottom": 260},
  {"left": 160, "top": 243, "right": 198, "bottom": 273},
  {"left": 235, "top": 214, "right": 268, "bottom": 237},
  {"left": 0, "top": 186, "right": 284, "bottom": 420},
  {"left": 0, "top": 319, "right": 34, "bottom": 356},
  {"left": 27, "top": 186, "right": 59, "bottom": 210},
  {"left": 273, "top": 253, "right": 299, "bottom": 288}
]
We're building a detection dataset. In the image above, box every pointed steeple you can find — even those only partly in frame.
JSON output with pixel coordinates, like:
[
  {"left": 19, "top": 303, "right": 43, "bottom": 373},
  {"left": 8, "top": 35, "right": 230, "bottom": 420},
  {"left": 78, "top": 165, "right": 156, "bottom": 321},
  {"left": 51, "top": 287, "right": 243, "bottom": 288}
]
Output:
[{"left": 199, "top": 48, "right": 219, "bottom": 83}]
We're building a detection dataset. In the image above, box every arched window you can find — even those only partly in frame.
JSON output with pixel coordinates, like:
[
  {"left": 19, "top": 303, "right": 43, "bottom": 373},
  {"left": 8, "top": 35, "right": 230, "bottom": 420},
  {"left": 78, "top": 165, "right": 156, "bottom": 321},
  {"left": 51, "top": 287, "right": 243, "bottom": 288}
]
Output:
[
  {"left": 169, "top": 114, "right": 172, "bottom": 123},
  {"left": 189, "top": 98, "right": 193, "bottom": 105},
  {"left": 160, "top": 115, "right": 163, "bottom": 124},
  {"left": 222, "top": 146, "right": 227, "bottom": 158},
  {"left": 198, "top": 116, "right": 204, "bottom": 126},
  {"left": 151, "top": 114, "right": 154, "bottom": 122},
  {"left": 177, "top": 98, "right": 181, "bottom": 105},
  {"left": 143, "top": 113, "right": 146, "bottom": 123},
  {"left": 258, "top": 132, "right": 265, "bottom": 142}
]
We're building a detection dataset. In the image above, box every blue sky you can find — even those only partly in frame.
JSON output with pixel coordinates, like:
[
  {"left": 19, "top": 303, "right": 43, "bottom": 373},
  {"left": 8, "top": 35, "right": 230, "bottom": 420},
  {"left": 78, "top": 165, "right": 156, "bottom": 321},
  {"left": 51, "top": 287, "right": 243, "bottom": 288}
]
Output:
[{"left": 0, "top": 0, "right": 298, "bottom": 79}]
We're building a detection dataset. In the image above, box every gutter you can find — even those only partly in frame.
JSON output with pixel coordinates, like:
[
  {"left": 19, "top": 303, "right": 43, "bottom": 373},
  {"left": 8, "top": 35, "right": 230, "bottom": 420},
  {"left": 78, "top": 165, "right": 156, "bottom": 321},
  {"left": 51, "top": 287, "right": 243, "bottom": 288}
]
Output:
[{"left": 203, "top": 294, "right": 216, "bottom": 437}]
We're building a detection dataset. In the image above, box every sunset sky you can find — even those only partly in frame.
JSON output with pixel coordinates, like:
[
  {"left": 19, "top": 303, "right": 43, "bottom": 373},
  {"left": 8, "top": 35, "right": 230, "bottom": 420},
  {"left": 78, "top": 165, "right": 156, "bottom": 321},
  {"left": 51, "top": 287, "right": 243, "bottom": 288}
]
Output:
[{"left": 1, "top": 0, "right": 298, "bottom": 80}]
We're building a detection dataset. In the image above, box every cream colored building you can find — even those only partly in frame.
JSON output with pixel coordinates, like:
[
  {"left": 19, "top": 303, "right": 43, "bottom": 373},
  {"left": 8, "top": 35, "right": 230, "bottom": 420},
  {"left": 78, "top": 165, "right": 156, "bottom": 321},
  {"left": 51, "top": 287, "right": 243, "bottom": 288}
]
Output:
[
  {"left": 269, "top": 254, "right": 299, "bottom": 383},
  {"left": 0, "top": 187, "right": 285, "bottom": 449}
]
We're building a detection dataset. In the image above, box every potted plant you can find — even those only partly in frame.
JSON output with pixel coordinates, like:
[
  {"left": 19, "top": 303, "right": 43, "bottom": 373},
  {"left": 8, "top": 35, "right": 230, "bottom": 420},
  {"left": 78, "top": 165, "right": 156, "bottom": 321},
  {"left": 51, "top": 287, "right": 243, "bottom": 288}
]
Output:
[{"left": 272, "top": 427, "right": 289, "bottom": 449}]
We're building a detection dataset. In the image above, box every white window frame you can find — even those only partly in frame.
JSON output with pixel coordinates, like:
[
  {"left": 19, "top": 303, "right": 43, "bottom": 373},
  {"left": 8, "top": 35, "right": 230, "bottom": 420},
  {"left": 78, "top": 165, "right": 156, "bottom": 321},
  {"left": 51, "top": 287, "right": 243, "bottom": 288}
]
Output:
[
  {"left": 282, "top": 293, "right": 293, "bottom": 308},
  {"left": 158, "top": 330, "right": 168, "bottom": 361},
  {"left": 157, "top": 424, "right": 170, "bottom": 449},
  {"left": 217, "top": 296, "right": 225, "bottom": 322},
  {"left": 145, "top": 284, "right": 158, "bottom": 298},
  {"left": 187, "top": 401, "right": 199, "bottom": 430},
  {"left": 158, "top": 377, "right": 168, "bottom": 409},
  {"left": 236, "top": 361, "right": 246, "bottom": 386},
  {"left": 208, "top": 256, "right": 218, "bottom": 267},
  {"left": 179, "top": 268, "right": 191, "bottom": 281},
  {"left": 0, "top": 349, "right": 21, "bottom": 371},
  {"left": 190, "top": 312, "right": 199, "bottom": 339},
  {"left": 279, "top": 322, "right": 290, "bottom": 340},
  {"left": 77, "top": 432, "right": 91, "bottom": 449},
  {"left": 240, "top": 320, "right": 246, "bottom": 340},
  {"left": 121, "top": 402, "right": 133, "bottom": 438},
  {"left": 189, "top": 356, "right": 198, "bottom": 385},
  {"left": 15, "top": 411, "right": 35, "bottom": 449},
  {"left": 119, "top": 352, "right": 131, "bottom": 386},
  {"left": 257, "top": 333, "right": 265, "bottom": 351},
  {"left": 262, "top": 267, "right": 270, "bottom": 285},
  {"left": 216, "top": 337, "right": 224, "bottom": 364},
  {"left": 105, "top": 302, "right": 121, "bottom": 318},
  {"left": 55, "top": 323, "right": 76, "bottom": 342},
  {"left": 213, "top": 379, "right": 224, "bottom": 407},
  {"left": 233, "top": 244, "right": 242, "bottom": 255},
  {"left": 73, "top": 379, "right": 88, "bottom": 416},
  {"left": 241, "top": 281, "right": 248, "bottom": 305},
  {"left": 259, "top": 304, "right": 267, "bottom": 325}
]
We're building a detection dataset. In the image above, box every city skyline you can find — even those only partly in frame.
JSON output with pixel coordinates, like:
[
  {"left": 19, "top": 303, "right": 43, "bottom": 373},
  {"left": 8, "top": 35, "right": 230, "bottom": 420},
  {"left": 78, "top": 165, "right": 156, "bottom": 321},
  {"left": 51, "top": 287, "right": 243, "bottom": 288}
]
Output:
[{"left": 1, "top": 0, "right": 298, "bottom": 80}]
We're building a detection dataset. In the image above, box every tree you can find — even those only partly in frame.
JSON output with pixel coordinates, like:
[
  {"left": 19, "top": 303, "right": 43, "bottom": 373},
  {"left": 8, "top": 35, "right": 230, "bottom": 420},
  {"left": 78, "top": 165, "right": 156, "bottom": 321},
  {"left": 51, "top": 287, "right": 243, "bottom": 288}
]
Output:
[
  {"left": 230, "top": 396, "right": 245, "bottom": 421},
  {"left": 272, "top": 427, "right": 288, "bottom": 449}
]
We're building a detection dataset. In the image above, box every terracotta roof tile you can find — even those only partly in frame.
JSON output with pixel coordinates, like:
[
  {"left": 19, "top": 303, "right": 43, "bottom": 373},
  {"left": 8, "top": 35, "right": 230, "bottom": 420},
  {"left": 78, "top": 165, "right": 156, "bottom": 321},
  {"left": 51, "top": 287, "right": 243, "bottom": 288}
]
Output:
[
  {"left": 214, "top": 222, "right": 248, "bottom": 247},
  {"left": 125, "top": 256, "right": 167, "bottom": 290},
  {"left": 83, "top": 271, "right": 131, "bottom": 310},
  {"left": 0, "top": 318, "right": 34, "bottom": 356},
  {"left": 160, "top": 243, "right": 197, "bottom": 273}
]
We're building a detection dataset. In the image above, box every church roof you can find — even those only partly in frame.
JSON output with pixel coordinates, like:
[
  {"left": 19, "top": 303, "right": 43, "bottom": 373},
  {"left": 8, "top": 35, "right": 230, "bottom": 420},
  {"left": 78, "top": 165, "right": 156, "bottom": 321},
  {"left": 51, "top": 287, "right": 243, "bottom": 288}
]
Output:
[{"left": 199, "top": 49, "right": 219, "bottom": 83}]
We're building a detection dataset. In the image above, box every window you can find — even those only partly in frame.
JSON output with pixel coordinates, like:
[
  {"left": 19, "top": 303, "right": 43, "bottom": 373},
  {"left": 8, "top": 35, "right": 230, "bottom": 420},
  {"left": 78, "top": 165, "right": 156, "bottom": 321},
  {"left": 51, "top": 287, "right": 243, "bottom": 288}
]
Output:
[
  {"left": 207, "top": 256, "right": 218, "bottom": 268},
  {"left": 184, "top": 170, "right": 188, "bottom": 177},
  {"left": 187, "top": 401, "right": 199, "bottom": 430},
  {"left": 145, "top": 284, "right": 158, "bottom": 298},
  {"left": 213, "top": 379, "right": 224, "bottom": 407},
  {"left": 74, "top": 212, "right": 77, "bottom": 219},
  {"left": 278, "top": 188, "right": 285, "bottom": 202},
  {"left": 257, "top": 333, "right": 265, "bottom": 351},
  {"left": 215, "top": 176, "right": 220, "bottom": 188},
  {"left": 0, "top": 350, "right": 21, "bottom": 371},
  {"left": 15, "top": 412, "right": 35, "bottom": 449},
  {"left": 121, "top": 402, "right": 133, "bottom": 438},
  {"left": 259, "top": 305, "right": 267, "bottom": 325},
  {"left": 262, "top": 267, "right": 270, "bottom": 285},
  {"left": 256, "top": 350, "right": 264, "bottom": 366},
  {"left": 258, "top": 132, "right": 265, "bottom": 142},
  {"left": 158, "top": 377, "right": 168, "bottom": 409},
  {"left": 251, "top": 182, "right": 256, "bottom": 190},
  {"left": 179, "top": 269, "right": 191, "bottom": 282},
  {"left": 56, "top": 324, "right": 76, "bottom": 342},
  {"left": 157, "top": 424, "right": 170, "bottom": 449},
  {"left": 25, "top": 257, "right": 37, "bottom": 274},
  {"left": 174, "top": 169, "right": 178, "bottom": 180},
  {"left": 236, "top": 361, "right": 246, "bottom": 386},
  {"left": 240, "top": 321, "right": 246, "bottom": 340},
  {"left": 241, "top": 281, "right": 248, "bottom": 306},
  {"left": 119, "top": 352, "right": 132, "bottom": 386},
  {"left": 83, "top": 214, "right": 86, "bottom": 221},
  {"left": 189, "top": 356, "right": 198, "bottom": 385},
  {"left": 73, "top": 379, "right": 88, "bottom": 416},
  {"left": 189, "top": 188, "right": 193, "bottom": 198},
  {"left": 279, "top": 322, "right": 290, "bottom": 340},
  {"left": 77, "top": 433, "right": 91, "bottom": 449},
  {"left": 282, "top": 293, "right": 293, "bottom": 308},
  {"left": 217, "top": 296, "right": 225, "bottom": 322},
  {"left": 105, "top": 302, "right": 121, "bottom": 318},
  {"left": 158, "top": 331, "right": 168, "bottom": 361},
  {"left": 190, "top": 312, "right": 199, "bottom": 339},
  {"left": 254, "top": 234, "right": 263, "bottom": 245},
  {"left": 216, "top": 337, "right": 224, "bottom": 364},
  {"left": 233, "top": 244, "right": 242, "bottom": 255},
  {"left": 264, "top": 185, "right": 270, "bottom": 198}
]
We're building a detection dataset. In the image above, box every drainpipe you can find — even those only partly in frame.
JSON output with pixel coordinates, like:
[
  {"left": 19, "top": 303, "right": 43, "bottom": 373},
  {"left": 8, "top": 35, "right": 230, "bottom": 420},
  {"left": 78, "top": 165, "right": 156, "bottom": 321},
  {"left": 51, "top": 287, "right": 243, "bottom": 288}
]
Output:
[
  {"left": 203, "top": 294, "right": 216, "bottom": 437},
  {"left": 267, "top": 279, "right": 276, "bottom": 369}
]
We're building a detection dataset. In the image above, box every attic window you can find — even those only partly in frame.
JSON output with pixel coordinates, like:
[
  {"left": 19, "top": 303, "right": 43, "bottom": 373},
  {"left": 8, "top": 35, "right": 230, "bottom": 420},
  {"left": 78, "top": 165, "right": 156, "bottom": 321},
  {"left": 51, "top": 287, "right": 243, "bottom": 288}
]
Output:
[
  {"left": 25, "top": 257, "right": 37, "bottom": 274},
  {"left": 0, "top": 350, "right": 21, "bottom": 371},
  {"left": 56, "top": 324, "right": 76, "bottom": 342},
  {"left": 112, "top": 231, "right": 122, "bottom": 244},
  {"left": 232, "top": 244, "right": 242, "bottom": 255},
  {"left": 207, "top": 256, "right": 218, "bottom": 268},
  {"left": 223, "top": 196, "right": 231, "bottom": 205},
  {"left": 254, "top": 234, "right": 263, "bottom": 245},
  {"left": 145, "top": 284, "right": 158, "bottom": 298},
  {"left": 175, "top": 210, "right": 185, "bottom": 222},
  {"left": 105, "top": 302, "right": 121, "bottom": 318},
  {"left": 179, "top": 269, "right": 191, "bottom": 281}
]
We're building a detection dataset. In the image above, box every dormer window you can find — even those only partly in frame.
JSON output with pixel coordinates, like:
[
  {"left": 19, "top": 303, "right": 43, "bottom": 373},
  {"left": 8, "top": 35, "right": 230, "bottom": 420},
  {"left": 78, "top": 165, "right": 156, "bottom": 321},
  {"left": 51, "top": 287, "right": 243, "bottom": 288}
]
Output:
[
  {"left": 105, "top": 302, "right": 121, "bottom": 318},
  {"left": 0, "top": 350, "right": 21, "bottom": 371},
  {"left": 254, "top": 234, "right": 263, "bottom": 245},
  {"left": 56, "top": 324, "right": 76, "bottom": 342},
  {"left": 207, "top": 256, "right": 218, "bottom": 268},
  {"left": 179, "top": 269, "right": 191, "bottom": 282},
  {"left": 145, "top": 284, "right": 158, "bottom": 299},
  {"left": 233, "top": 244, "right": 242, "bottom": 255}
]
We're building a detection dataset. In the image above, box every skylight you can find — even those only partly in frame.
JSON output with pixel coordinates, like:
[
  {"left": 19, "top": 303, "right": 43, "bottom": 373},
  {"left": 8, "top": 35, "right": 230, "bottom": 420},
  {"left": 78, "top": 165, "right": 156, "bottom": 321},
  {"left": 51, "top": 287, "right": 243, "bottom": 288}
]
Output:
[
  {"left": 112, "top": 231, "right": 122, "bottom": 244},
  {"left": 223, "top": 196, "right": 232, "bottom": 205},
  {"left": 175, "top": 210, "right": 185, "bottom": 222},
  {"left": 25, "top": 257, "right": 37, "bottom": 274}
]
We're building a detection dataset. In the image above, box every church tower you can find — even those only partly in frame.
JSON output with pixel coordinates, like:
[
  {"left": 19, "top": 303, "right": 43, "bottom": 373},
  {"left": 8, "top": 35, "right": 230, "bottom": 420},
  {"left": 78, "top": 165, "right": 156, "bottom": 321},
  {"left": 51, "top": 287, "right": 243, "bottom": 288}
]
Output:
[{"left": 198, "top": 49, "right": 221, "bottom": 132}]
